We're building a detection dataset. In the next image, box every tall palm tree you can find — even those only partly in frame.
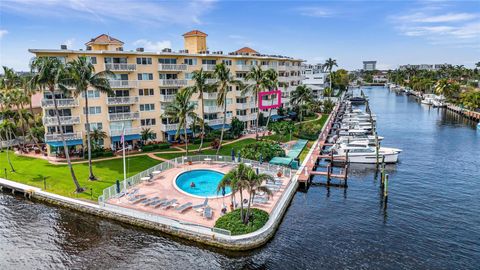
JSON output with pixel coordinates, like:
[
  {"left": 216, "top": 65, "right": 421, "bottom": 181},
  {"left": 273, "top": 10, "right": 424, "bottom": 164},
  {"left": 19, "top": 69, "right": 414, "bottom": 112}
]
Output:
[
  {"left": 323, "top": 58, "right": 338, "bottom": 91},
  {"left": 217, "top": 163, "right": 250, "bottom": 221},
  {"left": 243, "top": 65, "right": 266, "bottom": 140},
  {"left": 140, "top": 127, "right": 155, "bottom": 144},
  {"left": 213, "top": 63, "right": 242, "bottom": 154},
  {"left": 90, "top": 129, "right": 107, "bottom": 151},
  {"left": 262, "top": 68, "right": 279, "bottom": 132},
  {"left": 31, "top": 57, "right": 84, "bottom": 193},
  {"left": 183, "top": 68, "right": 214, "bottom": 152},
  {"left": 243, "top": 167, "right": 274, "bottom": 224},
  {"left": 291, "top": 85, "right": 313, "bottom": 121},
  {"left": 0, "top": 118, "right": 17, "bottom": 172},
  {"left": 64, "top": 56, "right": 113, "bottom": 180},
  {"left": 163, "top": 88, "right": 197, "bottom": 156}
]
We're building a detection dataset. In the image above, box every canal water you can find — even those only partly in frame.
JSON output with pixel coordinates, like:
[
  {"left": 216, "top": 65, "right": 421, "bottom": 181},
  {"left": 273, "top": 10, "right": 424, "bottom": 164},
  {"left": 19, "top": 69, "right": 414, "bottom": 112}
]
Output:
[{"left": 1, "top": 87, "right": 479, "bottom": 269}]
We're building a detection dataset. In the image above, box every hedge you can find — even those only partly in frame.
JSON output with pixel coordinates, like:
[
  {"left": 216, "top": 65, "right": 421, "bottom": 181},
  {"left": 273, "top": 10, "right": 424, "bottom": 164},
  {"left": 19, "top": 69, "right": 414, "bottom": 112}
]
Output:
[{"left": 214, "top": 208, "right": 269, "bottom": 235}]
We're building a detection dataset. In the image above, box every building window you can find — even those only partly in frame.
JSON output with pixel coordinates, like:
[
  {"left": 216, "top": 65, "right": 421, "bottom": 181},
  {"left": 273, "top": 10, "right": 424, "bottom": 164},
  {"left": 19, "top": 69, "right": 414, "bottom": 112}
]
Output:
[
  {"left": 140, "top": 104, "right": 155, "bottom": 111},
  {"left": 137, "top": 73, "right": 154, "bottom": 80},
  {"left": 236, "top": 60, "right": 247, "bottom": 65},
  {"left": 136, "top": 57, "right": 152, "bottom": 65},
  {"left": 84, "top": 106, "right": 101, "bottom": 115},
  {"left": 159, "top": 73, "right": 177, "bottom": 80},
  {"left": 141, "top": 118, "right": 156, "bottom": 126},
  {"left": 88, "top": 56, "right": 97, "bottom": 64},
  {"left": 81, "top": 90, "right": 100, "bottom": 99},
  {"left": 222, "top": 59, "right": 232, "bottom": 66},
  {"left": 202, "top": 59, "right": 216, "bottom": 65},
  {"left": 139, "top": 88, "right": 154, "bottom": 96},
  {"left": 184, "top": 73, "right": 193, "bottom": 80},
  {"left": 184, "top": 58, "right": 197, "bottom": 65},
  {"left": 159, "top": 58, "right": 177, "bottom": 64},
  {"left": 226, "top": 98, "right": 233, "bottom": 105},
  {"left": 86, "top": 122, "right": 103, "bottom": 130}
]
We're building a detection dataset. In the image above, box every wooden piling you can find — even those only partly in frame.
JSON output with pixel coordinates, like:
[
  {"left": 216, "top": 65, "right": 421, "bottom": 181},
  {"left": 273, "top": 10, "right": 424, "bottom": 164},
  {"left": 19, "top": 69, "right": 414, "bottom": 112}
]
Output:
[
  {"left": 327, "top": 164, "right": 331, "bottom": 185},
  {"left": 384, "top": 174, "right": 389, "bottom": 197}
]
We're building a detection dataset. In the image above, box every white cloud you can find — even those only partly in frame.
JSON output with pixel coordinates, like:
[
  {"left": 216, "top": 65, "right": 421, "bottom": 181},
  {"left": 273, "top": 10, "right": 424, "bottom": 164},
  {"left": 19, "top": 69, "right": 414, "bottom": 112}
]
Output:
[
  {"left": 390, "top": 6, "right": 480, "bottom": 48},
  {"left": 133, "top": 39, "right": 172, "bottom": 51},
  {"left": 0, "top": 29, "right": 8, "bottom": 38},
  {"left": 1, "top": 0, "right": 216, "bottom": 25},
  {"left": 297, "top": 7, "right": 333, "bottom": 18}
]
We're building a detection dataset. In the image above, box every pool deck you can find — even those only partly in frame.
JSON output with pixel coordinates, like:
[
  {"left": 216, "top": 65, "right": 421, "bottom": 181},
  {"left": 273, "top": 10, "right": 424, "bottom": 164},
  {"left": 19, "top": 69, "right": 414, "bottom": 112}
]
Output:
[{"left": 107, "top": 162, "right": 290, "bottom": 227}]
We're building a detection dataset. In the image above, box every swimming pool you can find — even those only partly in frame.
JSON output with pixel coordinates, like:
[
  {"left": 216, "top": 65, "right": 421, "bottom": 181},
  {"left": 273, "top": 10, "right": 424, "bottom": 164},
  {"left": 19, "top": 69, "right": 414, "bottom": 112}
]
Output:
[{"left": 175, "top": 169, "right": 231, "bottom": 198}]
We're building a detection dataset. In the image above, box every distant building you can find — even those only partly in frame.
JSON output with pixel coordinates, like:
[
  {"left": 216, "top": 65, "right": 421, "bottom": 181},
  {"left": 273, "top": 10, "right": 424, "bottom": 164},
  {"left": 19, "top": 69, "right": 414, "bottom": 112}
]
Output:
[
  {"left": 302, "top": 64, "right": 328, "bottom": 100},
  {"left": 363, "top": 61, "right": 377, "bottom": 71}
]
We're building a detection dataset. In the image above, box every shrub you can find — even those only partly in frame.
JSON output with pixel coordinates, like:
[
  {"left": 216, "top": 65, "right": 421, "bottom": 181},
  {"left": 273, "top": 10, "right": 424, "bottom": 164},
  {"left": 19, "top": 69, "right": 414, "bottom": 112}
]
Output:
[
  {"left": 141, "top": 143, "right": 170, "bottom": 152},
  {"left": 214, "top": 208, "right": 269, "bottom": 235},
  {"left": 239, "top": 140, "right": 285, "bottom": 161}
]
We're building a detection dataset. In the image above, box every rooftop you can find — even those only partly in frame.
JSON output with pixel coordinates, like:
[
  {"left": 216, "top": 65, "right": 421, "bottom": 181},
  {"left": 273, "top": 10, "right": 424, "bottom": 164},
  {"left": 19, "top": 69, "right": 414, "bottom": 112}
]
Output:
[{"left": 85, "top": 34, "right": 124, "bottom": 46}]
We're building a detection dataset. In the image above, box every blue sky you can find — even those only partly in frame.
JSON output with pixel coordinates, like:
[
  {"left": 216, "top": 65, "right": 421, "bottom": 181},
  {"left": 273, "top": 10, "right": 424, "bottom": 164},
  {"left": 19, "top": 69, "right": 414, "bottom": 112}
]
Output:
[{"left": 0, "top": 0, "right": 479, "bottom": 71}]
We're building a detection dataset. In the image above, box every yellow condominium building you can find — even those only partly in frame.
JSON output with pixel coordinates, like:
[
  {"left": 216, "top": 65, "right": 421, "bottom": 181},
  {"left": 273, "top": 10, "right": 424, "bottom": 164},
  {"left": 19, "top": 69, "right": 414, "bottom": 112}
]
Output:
[{"left": 29, "top": 30, "right": 303, "bottom": 156}]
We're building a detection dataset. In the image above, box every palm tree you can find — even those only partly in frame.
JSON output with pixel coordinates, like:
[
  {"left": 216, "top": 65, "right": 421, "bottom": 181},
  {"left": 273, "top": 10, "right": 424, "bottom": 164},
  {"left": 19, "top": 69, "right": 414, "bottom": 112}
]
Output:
[
  {"left": 323, "top": 87, "right": 333, "bottom": 98},
  {"left": 31, "top": 57, "right": 84, "bottom": 193},
  {"left": 217, "top": 163, "right": 250, "bottom": 221},
  {"left": 243, "top": 168, "right": 274, "bottom": 224},
  {"left": 0, "top": 118, "right": 17, "bottom": 172},
  {"left": 140, "top": 127, "right": 155, "bottom": 144},
  {"left": 183, "top": 68, "right": 214, "bottom": 152},
  {"left": 90, "top": 129, "right": 107, "bottom": 151},
  {"left": 323, "top": 58, "right": 338, "bottom": 91},
  {"left": 263, "top": 68, "right": 279, "bottom": 131},
  {"left": 291, "top": 85, "right": 313, "bottom": 121},
  {"left": 163, "top": 88, "right": 197, "bottom": 156},
  {"left": 213, "top": 63, "right": 242, "bottom": 154},
  {"left": 243, "top": 65, "right": 267, "bottom": 140},
  {"left": 64, "top": 56, "right": 113, "bottom": 180}
]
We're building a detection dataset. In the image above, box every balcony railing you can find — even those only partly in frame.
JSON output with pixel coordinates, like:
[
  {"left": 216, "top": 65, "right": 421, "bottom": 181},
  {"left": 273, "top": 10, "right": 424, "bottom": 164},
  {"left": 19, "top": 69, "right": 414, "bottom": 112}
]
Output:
[
  {"left": 109, "top": 80, "right": 139, "bottom": 88},
  {"left": 202, "top": 64, "right": 216, "bottom": 71},
  {"left": 158, "top": 64, "right": 188, "bottom": 72},
  {"left": 237, "top": 113, "right": 257, "bottom": 122},
  {"left": 43, "top": 116, "right": 80, "bottom": 126},
  {"left": 108, "top": 112, "right": 140, "bottom": 121},
  {"left": 106, "top": 96, "right": 139, "bottom": 105},
  {"left": 41, "top": 98, "right": 79, "bottom": 108},
  {"left": 205, "top": 79, "right": 218, "bottom": 84},
  {"left": 45, "top": 132, "right": 83, "bottom": 142},
  {"left": 204, "top": 106, "right": 222, "bottom": 113},
  {"left": 160, "top": 94, "right": 175, "bottom": 102},
  {"left": 235, "top": 102, "right": 254, "bottom": 110},
  {"left": 109, "top": 127, "right": 141, "bottom": 137},
  {"left": 277, "top": 65, "right": 287, "bottom": 71},
  {"left": 159, "top": 79, "right": 188, "bottom": 87},
  {"left": 236, "top": 65, "right": 253, "bottom": 72},
  {"left": 205, "top": 118, "right": 231, "bottom": 126},
  {"left": 203, "top": 92, "right": 218, "bottom": 99},
  {"left": 160, "top": 120, "right": 193, "bottom": 132},
  {"left": 105, "top": 63, "right": 137, "bottom": 71},
  {"left": 261, "top": 65, "right": 277, "bottom": 70}
]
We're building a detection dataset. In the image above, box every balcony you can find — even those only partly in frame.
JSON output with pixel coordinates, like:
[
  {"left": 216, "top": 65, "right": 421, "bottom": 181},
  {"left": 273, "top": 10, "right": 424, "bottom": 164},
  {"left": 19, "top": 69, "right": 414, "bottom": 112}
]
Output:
[
  {"left": 158, "top": 64, "right": 187, "bottom": 72},
  {"left": 106, "top": 96, "right": 139, "bottom": 105},
  {"left": 204, "top": 106, "right": 222, "bottom": 113},
  {"left": 160, "top": 94, "right": 175, "bottom": 102},
  {"left": 43, "top": 116, "right": 80, "bottom": 126},
  {"left": 277, "top": 65, "right": 287, "bottom": 71},
  {"left": 202, "top": 64, "right": 216, "bottom": 71},
  {"left": 203, "top": 92, "right": 218, "bottom": 99},
  {"left": 45, "top": 132, "right": 83, "bottom": 142},
  {"left": 159, "top": 79, "right": 188, "bottom": 87},
  {"left": 105, "top": 63, "right": 137, "bottom": 72},
  {"left": 109, "top": 127, "right": 141, "bottom": 137},
  {"left": 235, "top": 102, "right": 254, "bottom": 110},
  {"left": 41, "top": 98, "right": 78, "bottom": 108},
  {"left": 108, "top": 112, "right": 140, "bottom": 121},
  {"left": 261, "top": 65, "right": 277, "bottom": 70},
  {"left": 237, "top": 113, "right": 257, "bottom": 122},
  {"left": 205, "top": 78, "right": 218, "bottom": 84},
  {"left": 109, "top": 80, "right": 139, "bottom": 88},
  {"left": 236, "top": 65, "right": 253, "bottom": 72},
  {"left": 205, "top": 118, "right": 231, "bottom": 126}
]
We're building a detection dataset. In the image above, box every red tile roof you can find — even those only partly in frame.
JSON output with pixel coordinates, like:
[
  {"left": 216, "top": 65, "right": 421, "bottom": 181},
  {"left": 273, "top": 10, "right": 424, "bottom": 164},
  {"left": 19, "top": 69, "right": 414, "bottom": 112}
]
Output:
[
  {"left": 85, "top": 34, "right": 124, "bottom": 46},
  {"left": 182, "top": 30, "right": 208, "bottom": 37},
  {"left": 235, "top": 47, "right": 259, "bottom": 54}
]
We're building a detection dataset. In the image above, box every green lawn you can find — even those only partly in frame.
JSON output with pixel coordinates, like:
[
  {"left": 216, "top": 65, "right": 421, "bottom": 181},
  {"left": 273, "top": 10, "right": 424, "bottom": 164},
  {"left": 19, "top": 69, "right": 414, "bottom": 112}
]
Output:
[
  {"left": 154, "top": 152, "right": 187, "bottom": 160},
  {"left": 202, "top": 138, "right": 257, "bottom": 156},
  {"left": 0, "top": 151, "right": 161, "bottom": 201},
  {"left": 263, "top": 133, "right": 298, "bottom": 143},
  {"left": 298, "top": 141, "right": 313, "bottom": 163}
]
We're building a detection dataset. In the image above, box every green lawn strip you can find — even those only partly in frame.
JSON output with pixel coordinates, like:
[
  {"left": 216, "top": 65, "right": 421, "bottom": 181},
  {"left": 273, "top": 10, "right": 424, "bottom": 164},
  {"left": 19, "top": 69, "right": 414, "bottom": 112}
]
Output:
[
  {"left": 263, "top": 133, "right": 298, "bottom": 143},
  {"left": 154, "top": 152, "right": 187, "bottom": 160},
  {"left": 298, "top": 141, "right": 314, "bottom": 163},
  {"left": 214, "top": 208, "right": 269, "bottom": 235},
  {"left": 0, "top": 152, "right": 161, "bottom": 201},
  {"left": 201, "top": 138, "right": 257, "bottom": 156}
]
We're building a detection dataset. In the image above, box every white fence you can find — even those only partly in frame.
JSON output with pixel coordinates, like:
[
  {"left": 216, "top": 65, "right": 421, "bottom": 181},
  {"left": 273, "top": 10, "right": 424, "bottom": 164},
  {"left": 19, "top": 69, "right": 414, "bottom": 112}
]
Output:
[{"left": 98, "top": 155, "right": 294, "bottom": 204}]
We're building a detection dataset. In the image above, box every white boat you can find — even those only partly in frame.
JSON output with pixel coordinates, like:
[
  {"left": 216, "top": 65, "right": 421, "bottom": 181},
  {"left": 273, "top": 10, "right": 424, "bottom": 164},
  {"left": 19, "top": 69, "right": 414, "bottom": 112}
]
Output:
[
  {"left": 432, "top": 95, "right": 446, "bottom": 107},
  {"left": 421, "top": 94, "right": 435, "bottom": 105},
  {"left": 332, "top": 142, "right": 401, "bottom": 164},
  {"left": 332, "top": 135, "right": 384, "bottom": 145},
  {"left": 338, "top": 129, "right": 372, "bottom": 136}
]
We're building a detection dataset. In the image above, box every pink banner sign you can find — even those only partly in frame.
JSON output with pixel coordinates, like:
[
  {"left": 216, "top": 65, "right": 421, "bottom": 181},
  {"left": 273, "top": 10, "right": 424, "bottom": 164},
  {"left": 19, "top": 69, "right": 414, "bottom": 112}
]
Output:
[{"left": 258, "top": 90, "right": 282, "bottom": 110}]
